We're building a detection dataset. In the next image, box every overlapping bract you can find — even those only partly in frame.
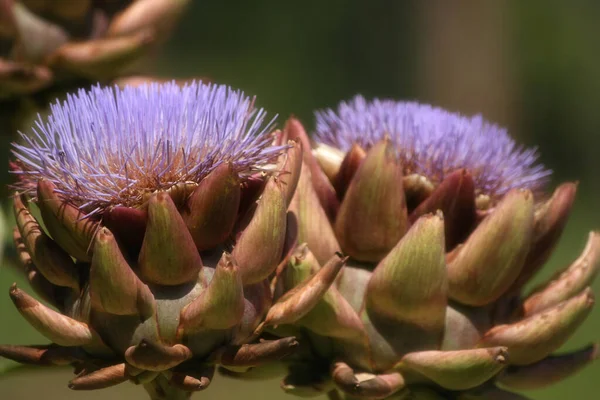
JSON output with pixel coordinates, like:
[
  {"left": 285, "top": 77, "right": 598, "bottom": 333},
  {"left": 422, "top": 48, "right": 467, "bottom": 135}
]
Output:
[
  {"left": 1, "top": 82, "right": 303, "bottom": 398},
  {"left": 2, "top": 88, "right": 598, "bottom": 400},
  {"left": 255, "top": 113, "right": 598, "bottom": 399}
]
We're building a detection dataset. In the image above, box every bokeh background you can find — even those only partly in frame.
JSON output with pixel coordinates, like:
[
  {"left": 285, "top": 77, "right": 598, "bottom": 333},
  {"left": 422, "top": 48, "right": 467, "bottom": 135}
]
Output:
[{"left": 1, "top": 1, "right": 599, "bottom": 399}]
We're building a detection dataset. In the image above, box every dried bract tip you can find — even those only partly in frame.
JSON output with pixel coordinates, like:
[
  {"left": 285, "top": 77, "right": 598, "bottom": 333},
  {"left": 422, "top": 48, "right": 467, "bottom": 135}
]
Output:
[
  {"left": 69, "top": 363, "right": 128, "bottom": 390},
  {"left": 9, "top": 284, "right": 95, "bottom": 346}
]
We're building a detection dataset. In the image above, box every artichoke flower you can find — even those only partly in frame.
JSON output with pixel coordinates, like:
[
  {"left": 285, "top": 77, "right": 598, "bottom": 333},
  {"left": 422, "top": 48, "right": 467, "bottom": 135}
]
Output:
[
  {"left": 0, "top": 0, "right": 190, "bottom": 132},
  {"left": 0, "top": 81, "right": 303, "bottom": 398},
  {"left": 258, "top": 97, "right": 599, "bottom": 399}
]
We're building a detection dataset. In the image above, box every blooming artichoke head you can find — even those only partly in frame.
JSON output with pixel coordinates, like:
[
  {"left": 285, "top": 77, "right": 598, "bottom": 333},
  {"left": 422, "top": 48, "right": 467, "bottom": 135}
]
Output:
[
  {"left": 258, "top": 97, "right": 599, "bottom": 399},
  {"left": 1, "top": 81, "right": 303, "bottom": 398}
]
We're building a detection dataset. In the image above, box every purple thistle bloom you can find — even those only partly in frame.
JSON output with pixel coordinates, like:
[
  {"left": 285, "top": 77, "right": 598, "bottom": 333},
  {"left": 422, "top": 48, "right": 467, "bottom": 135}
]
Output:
[
  {"left": 315, "top": 96, "right": 551, "bottom": 197},
  {"left": 12, "top": 81, "right": 285, "bottom": 213}
]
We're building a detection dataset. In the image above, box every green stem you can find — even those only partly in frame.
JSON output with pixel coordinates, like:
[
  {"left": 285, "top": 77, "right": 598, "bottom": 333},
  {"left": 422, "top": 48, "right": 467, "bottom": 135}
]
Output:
[{"left": 144, "top": 374, "right": 191, "bottom": 400}]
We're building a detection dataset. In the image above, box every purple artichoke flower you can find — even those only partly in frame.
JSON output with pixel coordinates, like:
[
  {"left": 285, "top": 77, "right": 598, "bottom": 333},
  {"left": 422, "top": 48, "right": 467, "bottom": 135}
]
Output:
[
  {"left": 1, "top": 81, "right": 303, "bottom": 398},
  {"left": 252, "top": 97, "right": 598, "bottom": 399}
]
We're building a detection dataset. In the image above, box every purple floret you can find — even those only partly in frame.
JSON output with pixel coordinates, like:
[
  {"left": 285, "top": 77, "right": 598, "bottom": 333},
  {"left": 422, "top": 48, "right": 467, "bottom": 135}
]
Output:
[
  {"left": 314, "top": 96, "right": 551, "bottom": 197},
  {"left": 11, "top": 81, "right": 284, "bottom": 213}
]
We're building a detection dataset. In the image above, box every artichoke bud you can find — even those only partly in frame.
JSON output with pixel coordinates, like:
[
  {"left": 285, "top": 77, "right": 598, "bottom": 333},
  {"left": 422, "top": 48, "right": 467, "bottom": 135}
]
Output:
[
  {"left": 260, "top": 97, "right": 597, "bottom": 399},
  {"left": 3, "top": 82, "right": 298, "bottom": 398}
]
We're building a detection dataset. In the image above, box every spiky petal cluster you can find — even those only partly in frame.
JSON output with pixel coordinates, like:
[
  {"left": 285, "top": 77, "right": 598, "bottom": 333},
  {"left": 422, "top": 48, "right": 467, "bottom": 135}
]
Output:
[
  {"left": 1, "top": 82, "right": 304, "bottom": 399},
  {"left": 245, "top": 116, "right": 598, "bottom": 400},
  {"left": 314, "top": 96, "right": 551, "bottom": 198},
  {"left": 12, "top": 81, "right": 284, "bottom": 213}
]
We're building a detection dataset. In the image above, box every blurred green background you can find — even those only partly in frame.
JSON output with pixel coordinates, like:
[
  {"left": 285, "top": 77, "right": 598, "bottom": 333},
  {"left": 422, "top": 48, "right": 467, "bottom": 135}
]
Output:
[{"left": 1, "top": 0, "right": 599, "bottom": 399}]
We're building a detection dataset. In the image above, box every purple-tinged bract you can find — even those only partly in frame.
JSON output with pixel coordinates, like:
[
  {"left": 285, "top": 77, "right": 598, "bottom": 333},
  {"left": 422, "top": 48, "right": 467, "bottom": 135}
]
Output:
[
  {"left": 314, "top": 95, "right": 551, "bottom": 197},
  {"left": 12, "top": 81, "right": 284, "bottom": 213}
]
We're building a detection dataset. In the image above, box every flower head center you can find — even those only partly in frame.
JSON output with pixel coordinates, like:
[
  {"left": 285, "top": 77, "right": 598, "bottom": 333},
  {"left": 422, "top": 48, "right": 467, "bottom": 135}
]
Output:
[{"left": 11, "top": 81, "right": 285, "bottom": 213}]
